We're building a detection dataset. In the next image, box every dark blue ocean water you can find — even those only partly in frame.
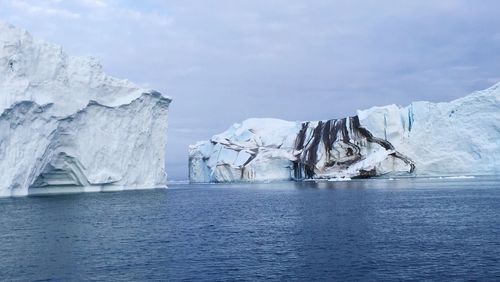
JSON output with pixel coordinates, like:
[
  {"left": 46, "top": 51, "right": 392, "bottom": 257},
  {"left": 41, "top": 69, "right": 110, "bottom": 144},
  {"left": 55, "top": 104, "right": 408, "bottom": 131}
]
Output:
[{"left": 0, "top": 177, "right": 499, "bottom": 281}]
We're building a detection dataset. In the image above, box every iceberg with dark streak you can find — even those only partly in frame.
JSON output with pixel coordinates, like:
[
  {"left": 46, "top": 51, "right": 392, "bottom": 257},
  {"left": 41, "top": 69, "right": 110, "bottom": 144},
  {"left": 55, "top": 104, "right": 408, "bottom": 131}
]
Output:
[
  {"left": 0, "top": 22, "right": 171, "bottom": 196},
  {"left": 189, "top": 83, "right": 500, "bottom": 183}
]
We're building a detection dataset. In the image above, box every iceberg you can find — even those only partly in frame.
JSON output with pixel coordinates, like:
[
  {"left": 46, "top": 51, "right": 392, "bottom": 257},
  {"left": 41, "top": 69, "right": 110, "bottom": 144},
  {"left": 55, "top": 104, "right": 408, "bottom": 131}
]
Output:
[
  {"left": 189, "top": 83, "right": 500, "bottom": 183},
  {"left": 0, "top": 22, "right": 171, "bottom": 196}
]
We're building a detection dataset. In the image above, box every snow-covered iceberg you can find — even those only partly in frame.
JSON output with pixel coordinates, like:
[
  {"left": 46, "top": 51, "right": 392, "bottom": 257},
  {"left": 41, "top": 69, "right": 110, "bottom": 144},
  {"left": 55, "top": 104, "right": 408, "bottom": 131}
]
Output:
[
  {"left": 0, "top": 22, "right": 171, "bottom": 196},
  {"left": 189, "top": 83, "right": 500, "bottom": 183}
]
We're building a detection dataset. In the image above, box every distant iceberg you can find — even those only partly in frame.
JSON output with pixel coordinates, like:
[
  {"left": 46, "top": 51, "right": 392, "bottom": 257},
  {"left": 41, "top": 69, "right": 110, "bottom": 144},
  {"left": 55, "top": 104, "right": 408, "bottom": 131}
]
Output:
[
  {"left": 0, "top": 22, "right": 171, "bottom": 196},
  {"left": 189, "top": 82, "right": 500, "bottom": 183}
]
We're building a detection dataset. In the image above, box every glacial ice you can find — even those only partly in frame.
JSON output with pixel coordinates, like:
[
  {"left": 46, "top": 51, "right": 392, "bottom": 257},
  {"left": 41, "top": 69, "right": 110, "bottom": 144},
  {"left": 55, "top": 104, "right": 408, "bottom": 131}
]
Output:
[
  {"left": 0, "top": 22, "right": 171, "bottom": 196},
  {"left": 189, "top": 83, "right": 500, "bottom": 183}
]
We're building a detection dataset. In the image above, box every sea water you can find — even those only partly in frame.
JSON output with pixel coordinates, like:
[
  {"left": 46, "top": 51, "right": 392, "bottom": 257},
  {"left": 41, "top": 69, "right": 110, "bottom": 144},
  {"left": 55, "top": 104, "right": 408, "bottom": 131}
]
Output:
[{"left": 0, "top": 177, "right": 499, "bottom": 280}]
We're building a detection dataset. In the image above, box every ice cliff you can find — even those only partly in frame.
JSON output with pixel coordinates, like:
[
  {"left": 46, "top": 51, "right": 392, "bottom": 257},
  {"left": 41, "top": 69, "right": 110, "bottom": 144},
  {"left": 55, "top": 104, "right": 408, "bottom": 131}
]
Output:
[
  {"left": 0, "top": 22, "right": 171, "bottom": 196},
  {"left": 189, "top": 83, "right": 500, "bottom": 183}
]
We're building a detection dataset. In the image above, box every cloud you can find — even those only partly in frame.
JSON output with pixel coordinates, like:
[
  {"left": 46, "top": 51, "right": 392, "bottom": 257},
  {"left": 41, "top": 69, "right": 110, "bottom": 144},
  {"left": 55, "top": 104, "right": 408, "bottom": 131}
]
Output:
[
  {"left": 10, "top": 0, "right": 80, "bottom": 19},
  {"left": 77, "top": 0, "right": 108, "bottom": 8}
]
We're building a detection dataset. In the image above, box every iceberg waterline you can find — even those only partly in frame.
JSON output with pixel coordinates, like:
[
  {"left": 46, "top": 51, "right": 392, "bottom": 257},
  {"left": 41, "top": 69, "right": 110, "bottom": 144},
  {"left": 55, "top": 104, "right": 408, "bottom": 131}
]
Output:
[
  {"left": 189, "top": 83, "right": 500, "bottom": 183},
  {"left": 0, "top": 22, "right": 171, "bottom": 197}
]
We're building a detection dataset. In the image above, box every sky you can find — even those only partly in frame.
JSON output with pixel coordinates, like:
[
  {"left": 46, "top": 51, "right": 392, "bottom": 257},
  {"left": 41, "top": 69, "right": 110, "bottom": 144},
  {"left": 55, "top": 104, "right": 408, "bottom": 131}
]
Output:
[{"left": 1, "top": 0, "right": 500, "bottom": 180}]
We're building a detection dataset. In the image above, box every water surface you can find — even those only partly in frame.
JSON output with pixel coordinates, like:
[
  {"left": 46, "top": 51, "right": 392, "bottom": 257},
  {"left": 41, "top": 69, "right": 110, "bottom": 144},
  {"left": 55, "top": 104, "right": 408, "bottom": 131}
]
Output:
[{"left": 0, "top": 178, "right": 499, "bottom": 280}]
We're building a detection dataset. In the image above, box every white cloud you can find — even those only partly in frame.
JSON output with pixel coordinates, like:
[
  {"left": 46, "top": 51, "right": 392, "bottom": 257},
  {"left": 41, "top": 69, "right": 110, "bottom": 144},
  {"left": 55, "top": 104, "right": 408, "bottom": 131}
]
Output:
[
  {"left": 11, "top": 0, "right": 80, "bottom": 19},
  {"left": 77, "top": 0, "right": 108, "bottom": 8}
]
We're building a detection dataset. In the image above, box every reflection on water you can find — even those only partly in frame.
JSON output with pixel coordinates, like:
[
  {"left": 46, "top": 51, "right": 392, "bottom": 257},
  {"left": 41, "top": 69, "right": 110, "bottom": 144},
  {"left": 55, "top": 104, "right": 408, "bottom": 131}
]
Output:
[{"left": 0, "top": 177, "right": 499, "bottom": 280}]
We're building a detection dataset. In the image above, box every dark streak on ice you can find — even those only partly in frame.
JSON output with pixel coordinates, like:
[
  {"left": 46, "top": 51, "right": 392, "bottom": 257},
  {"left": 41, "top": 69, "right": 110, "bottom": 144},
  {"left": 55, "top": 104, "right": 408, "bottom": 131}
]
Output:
[
  {"left": 351, "top": 116, "right": 415, "bottom": 173},
  {"left": 292, "top": 115, "right": 415, "bottom": 180},
  {"left": 205, "top": 115, "right": 415, "bottom": 181}
]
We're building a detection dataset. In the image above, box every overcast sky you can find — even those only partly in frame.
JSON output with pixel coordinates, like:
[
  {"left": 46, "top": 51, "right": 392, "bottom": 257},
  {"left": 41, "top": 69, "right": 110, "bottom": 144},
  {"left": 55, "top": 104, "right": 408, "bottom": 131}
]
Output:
[{"left": 1, "top": 0, "right": 500, "bottom": 179}]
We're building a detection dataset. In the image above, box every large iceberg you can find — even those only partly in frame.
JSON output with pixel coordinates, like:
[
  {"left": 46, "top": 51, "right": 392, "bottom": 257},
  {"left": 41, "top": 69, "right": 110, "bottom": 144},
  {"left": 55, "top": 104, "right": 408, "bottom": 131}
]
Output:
[
  {"left": 0, "top": 22, "right": 171, "bottom": 196},
  {"left": 189, "top": 83, "right": 500, "bottom": 182}
]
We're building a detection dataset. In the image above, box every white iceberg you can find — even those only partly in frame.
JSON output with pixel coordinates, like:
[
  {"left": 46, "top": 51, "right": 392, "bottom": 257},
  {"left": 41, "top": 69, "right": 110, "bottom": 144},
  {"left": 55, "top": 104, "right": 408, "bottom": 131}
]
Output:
[
  {"left": 0, "top": 22, "right": 171, "bottom": 196},
  {"left": 189, "top": 82, "right": 500, "bottom": 183}
]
